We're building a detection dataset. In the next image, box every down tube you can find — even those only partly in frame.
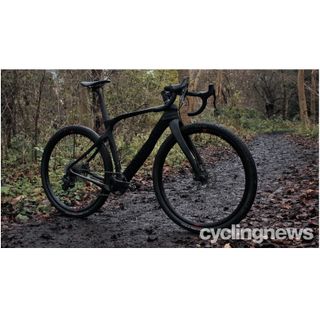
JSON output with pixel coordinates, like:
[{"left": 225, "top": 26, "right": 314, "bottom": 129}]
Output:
[{"left": 123, "top": 119, "right": 169, "bottom": 181}]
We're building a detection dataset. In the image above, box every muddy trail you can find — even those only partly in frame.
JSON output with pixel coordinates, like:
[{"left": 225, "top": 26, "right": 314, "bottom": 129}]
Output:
[{"left": 1, "top": 133, "right": 318, "bottom": 248}]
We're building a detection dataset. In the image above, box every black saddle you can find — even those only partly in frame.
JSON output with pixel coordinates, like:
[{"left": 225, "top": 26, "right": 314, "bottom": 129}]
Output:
[{"left": 80, "top": 79, "right": 111, "bottom": 89}]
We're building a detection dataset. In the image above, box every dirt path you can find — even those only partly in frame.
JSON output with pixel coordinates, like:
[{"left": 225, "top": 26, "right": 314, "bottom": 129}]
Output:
[{"left": 1, "top": 133, "right": 318, "bottom": 248}]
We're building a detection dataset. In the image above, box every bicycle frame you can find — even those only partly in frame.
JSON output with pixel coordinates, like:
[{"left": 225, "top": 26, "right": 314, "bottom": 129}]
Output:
[{"left": 68, "top": 87, "right": 204, "bottom": 192}]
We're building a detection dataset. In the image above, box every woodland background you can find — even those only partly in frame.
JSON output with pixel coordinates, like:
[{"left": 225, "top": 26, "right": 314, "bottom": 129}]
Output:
[{"left": 1, "top": 69, "right": 319, "bottom": 222}]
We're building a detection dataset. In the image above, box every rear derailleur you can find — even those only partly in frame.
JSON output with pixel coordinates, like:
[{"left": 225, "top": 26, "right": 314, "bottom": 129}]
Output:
[{"left": 61, "top": 162, "right": 89, "bottom": 191}]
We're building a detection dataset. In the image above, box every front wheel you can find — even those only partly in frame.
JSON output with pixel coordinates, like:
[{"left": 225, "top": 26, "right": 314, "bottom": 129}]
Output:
[{"left": 153, "top": 123, "right": 257, "bottom": 233}]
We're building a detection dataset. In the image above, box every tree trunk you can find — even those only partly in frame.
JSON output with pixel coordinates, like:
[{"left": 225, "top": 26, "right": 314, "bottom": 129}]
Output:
[
  {"left": 281, "top": 71, "right": 288, "bottom": 120},
  {"left": 310, "top": 70, "right": 318, "bottom": 123},
  {"left": 91, "top": 70, "right": 103, "bottom": 132},
  {"left": 33, "top": 70, "right": 46, "bottom": 161},
  {"left": 297, "top": 70, "right": 310, "bottom": 126},
  {"left": 178, "top": 70, "right": 202, "bottom": 124},
  {"left": 178, "top": 70, "right": 190, "bottom": 124},
  {"left": 2, "top": 70, "right": 18, "bottom": 150},
  {"left": 188, "top": 69, "right": 202, "bottom": 113},
  {"left": 216, "top": 70, "right": 223, "bottom": 104},
  {"left": 79, "top": 87, "right": 90, "bottom": 126}
]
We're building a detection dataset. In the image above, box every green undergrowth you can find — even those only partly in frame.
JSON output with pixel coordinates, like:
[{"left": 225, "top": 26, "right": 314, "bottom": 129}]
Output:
[
  {"left": 1, "top": 162, "right": 51, "bottom": 222},
  {"left": 198, "top": 107, "right": 319, "bottom": 140}
]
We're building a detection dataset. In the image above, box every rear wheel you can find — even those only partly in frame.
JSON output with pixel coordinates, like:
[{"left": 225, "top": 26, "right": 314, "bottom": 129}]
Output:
[
  {"left": 41, "top": 125, "right": 113, "bottom": 217},
  {"left": 153, "top": 123, "right": 257, "bottom": 232}
]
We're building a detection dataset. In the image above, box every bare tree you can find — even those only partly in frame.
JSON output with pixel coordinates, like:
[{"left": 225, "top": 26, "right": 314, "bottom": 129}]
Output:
[
  {"left": 310, "top": 70, "right": 318, "bottom": 123},
  {"left": 297, "top": 70, "right": 310, "bottom": 126},
  {"left": 178, "top": 70, "right": 202, "bottom": 124},
  {"left": 33, "top": 70, "right": 46, "bottom": 161},
  {"left": 253, "top": 71, "right": 282, "bottom": 118},
  {"left": 281, "top": 70, "right": 289, "bottom": 120},
  {"left": 215, "top": 70, "right": 227, "bottom": 105},
  {"left": 90, "top": 70, "right": 103, "bottom": 132}
]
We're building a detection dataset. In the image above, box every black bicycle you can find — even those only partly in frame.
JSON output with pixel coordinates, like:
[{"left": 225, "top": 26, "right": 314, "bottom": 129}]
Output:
[{"left": 41, "top": 77, "right": 257, "bottom": 232}]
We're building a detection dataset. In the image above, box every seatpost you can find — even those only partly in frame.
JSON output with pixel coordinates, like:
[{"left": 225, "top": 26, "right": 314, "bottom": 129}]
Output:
[{"left": 93, "top": 87, "right": 110, "bottom": 127}]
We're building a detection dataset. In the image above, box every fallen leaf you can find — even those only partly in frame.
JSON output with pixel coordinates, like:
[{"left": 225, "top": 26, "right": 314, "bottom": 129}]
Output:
[{"left": 11, "top": 195, "right": 25, "bottom": 205}]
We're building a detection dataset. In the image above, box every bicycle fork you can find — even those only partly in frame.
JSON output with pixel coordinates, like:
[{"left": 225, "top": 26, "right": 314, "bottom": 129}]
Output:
[{"left": 169, "top": 119, "right": 208, "bottom": 183}]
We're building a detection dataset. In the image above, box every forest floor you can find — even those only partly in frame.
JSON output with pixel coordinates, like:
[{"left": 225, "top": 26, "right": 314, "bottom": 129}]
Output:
[{"left": 1, "top": 132, "right": 318, "bottom": 248}]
